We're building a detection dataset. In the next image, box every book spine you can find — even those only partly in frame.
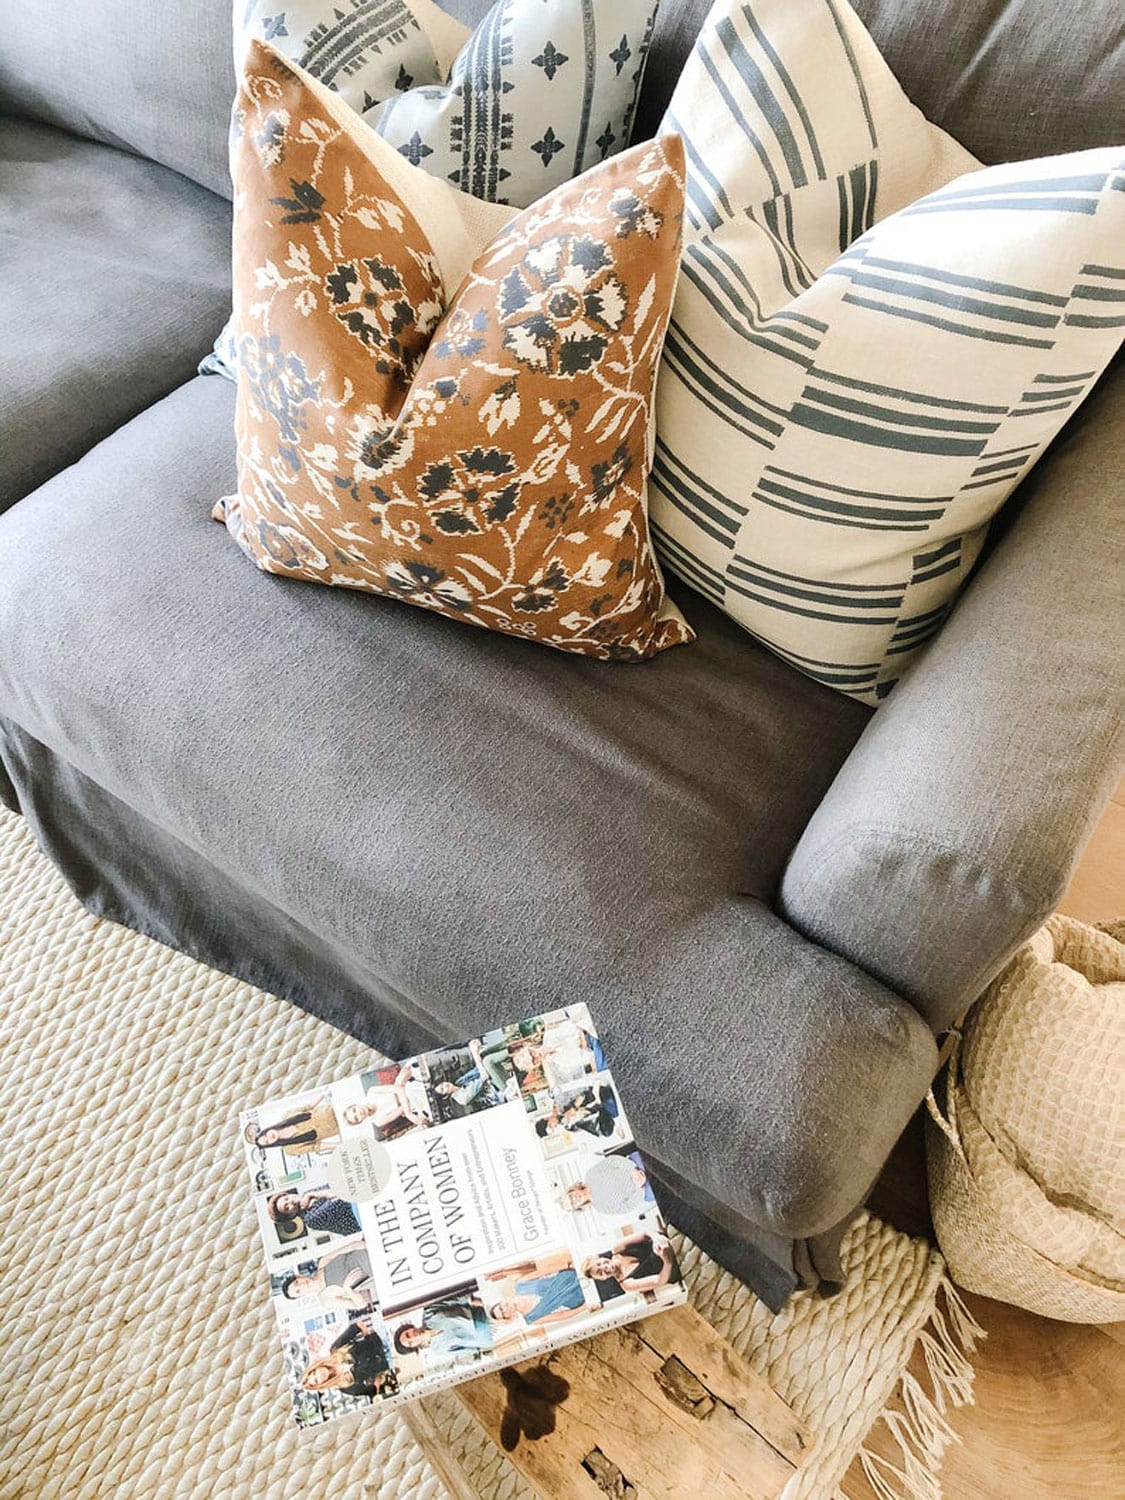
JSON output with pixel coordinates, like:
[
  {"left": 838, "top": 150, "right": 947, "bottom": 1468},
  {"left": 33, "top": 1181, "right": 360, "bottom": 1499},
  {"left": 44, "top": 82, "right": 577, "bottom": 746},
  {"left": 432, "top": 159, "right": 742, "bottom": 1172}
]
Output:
[{"left": 375, "top": 1284, "right": 689, "bottom": 1412}]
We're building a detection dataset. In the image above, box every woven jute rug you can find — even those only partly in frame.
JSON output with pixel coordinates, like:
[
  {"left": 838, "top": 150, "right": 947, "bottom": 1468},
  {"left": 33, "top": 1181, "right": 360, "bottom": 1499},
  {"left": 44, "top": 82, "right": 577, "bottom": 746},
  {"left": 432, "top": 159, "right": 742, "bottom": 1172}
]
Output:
[{"left": 0, "top": 807, "right": 981, "bottom": 1500}]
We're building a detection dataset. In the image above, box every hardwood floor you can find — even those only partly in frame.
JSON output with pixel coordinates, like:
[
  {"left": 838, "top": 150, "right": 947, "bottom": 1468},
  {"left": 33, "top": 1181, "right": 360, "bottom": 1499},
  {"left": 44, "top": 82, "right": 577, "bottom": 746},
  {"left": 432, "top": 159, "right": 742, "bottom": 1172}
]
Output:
[{"left": 842, "top": 785, "right": 1125, "bottom": 1499}]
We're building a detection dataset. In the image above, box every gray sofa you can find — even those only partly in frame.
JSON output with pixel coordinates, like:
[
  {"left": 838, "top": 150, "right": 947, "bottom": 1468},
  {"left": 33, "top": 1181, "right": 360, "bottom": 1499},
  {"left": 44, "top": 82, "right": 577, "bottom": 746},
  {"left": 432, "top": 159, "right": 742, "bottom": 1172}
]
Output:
[{"left": 1, "top": 0, "right": 1121, "bottom": 1308}]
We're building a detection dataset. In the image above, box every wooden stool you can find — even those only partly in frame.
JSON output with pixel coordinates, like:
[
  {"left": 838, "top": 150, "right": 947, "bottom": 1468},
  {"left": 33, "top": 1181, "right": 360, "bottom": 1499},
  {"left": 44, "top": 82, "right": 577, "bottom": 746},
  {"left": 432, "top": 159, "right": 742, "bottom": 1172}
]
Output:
[{"left": 405, "top": 1304, "right": 808, "bottom": 1500}]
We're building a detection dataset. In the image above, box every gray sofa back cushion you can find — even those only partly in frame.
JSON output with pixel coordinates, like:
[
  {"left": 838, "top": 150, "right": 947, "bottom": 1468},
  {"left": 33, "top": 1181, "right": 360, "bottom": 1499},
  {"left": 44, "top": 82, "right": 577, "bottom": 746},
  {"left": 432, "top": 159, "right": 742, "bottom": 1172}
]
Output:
[
  {"left": 0, "top": 122, "right": 233, "bottom": 510},
  {"left": 629, "top": 0, "right": 1124, "bottom": 163},
  {"left": 3, "top": 2, "right": 1118, "bottom": 198},
  {"left": 850, "top": 0, "right": 1125, "bottom": 164},
  {"left": 0, "top": 0, "right": 235, "bottom": 198}
]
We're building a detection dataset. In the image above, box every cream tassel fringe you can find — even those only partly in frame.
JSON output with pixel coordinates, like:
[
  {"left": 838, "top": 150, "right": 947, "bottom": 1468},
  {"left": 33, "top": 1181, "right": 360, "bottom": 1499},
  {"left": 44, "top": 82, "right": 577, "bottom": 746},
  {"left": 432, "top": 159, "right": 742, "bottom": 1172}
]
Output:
[{"left": 831, "top": 1277, "right": 986, "bottom": 1500}]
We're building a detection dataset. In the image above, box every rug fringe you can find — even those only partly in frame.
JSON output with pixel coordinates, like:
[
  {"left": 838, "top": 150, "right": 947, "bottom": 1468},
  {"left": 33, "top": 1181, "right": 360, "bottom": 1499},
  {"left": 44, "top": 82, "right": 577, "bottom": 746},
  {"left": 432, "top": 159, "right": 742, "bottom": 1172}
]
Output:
[{"left": 832, "top": 1274, "right": 986, "bottom": 1500}]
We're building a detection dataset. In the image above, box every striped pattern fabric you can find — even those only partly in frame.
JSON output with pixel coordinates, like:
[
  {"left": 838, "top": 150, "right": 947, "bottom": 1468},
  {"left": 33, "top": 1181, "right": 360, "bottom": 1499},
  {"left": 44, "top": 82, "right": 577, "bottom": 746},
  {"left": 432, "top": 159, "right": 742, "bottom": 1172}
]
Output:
[
  {"left": 651, "top": 0, "right": 1125, "bottom": 703},
  {"left": 239, "top": 0, "right": 449, "bottom": 113}
]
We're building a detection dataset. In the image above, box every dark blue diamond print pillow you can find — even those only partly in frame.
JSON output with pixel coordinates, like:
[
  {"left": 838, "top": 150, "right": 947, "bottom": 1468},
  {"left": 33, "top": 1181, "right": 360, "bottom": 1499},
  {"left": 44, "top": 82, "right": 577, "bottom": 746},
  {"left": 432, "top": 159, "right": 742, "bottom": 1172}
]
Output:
[{"left": 239, "top": 0, "right": 661, "bottom": 207}]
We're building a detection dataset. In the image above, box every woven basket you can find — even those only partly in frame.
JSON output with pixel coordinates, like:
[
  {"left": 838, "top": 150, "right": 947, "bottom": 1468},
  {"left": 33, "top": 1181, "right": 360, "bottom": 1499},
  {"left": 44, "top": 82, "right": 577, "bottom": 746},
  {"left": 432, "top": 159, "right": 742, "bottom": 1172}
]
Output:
[{"left": 926, "top": 914, "right": 1125, "bottom": 1323}]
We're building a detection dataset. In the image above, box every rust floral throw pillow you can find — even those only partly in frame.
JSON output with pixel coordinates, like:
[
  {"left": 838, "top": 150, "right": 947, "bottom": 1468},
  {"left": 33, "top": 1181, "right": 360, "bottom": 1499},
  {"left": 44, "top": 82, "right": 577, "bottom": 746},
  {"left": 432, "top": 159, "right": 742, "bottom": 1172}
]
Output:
[{"left": 217, "top": 39, "right": 692, "bottom": 661}]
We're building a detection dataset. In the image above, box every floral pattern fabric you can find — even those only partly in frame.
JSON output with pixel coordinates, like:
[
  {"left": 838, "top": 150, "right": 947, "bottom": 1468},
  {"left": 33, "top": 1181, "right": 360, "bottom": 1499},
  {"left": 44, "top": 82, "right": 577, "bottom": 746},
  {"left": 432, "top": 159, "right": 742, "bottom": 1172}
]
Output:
[{"left": 218, "top": 41, "right": 691, "bottom": 661}]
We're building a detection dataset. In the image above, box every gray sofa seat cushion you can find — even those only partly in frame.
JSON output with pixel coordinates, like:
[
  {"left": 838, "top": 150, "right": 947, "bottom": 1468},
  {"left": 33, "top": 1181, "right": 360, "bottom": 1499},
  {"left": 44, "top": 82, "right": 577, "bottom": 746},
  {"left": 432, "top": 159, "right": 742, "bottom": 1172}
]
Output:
[
  {"left": 0, "top": 121, "right": 232, "bottom": 510},
  {"left": 0, "top": 0, "right": 234, "bottom": 197},
  {"left": 0, "top": 374, "right": 936, "bottom": 1240}
]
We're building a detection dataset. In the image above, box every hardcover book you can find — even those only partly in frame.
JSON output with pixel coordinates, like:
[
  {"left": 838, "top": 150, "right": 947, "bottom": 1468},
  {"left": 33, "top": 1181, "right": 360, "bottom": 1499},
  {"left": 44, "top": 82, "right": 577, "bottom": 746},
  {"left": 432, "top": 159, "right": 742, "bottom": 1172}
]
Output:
[{"left": 240, "top": 1003, "right": 687, "bottom": 1426}]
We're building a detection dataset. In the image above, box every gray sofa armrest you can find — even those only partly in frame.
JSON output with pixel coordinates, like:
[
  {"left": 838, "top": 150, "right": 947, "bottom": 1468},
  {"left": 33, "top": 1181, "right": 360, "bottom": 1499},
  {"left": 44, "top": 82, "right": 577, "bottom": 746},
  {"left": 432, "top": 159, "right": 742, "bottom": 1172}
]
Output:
[{"left": 779, "top": 363, "right": 1125, "bottom": 1033}]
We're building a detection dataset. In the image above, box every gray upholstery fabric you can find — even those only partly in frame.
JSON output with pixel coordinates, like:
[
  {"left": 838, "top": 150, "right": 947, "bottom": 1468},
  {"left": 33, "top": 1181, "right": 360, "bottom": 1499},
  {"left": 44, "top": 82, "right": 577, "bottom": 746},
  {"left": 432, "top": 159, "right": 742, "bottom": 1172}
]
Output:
[
  {"left": 851, "top": 0, "right": 1125, "bottom": 164},
  {"left": 437, "top": 2, "right": 499, "bottom": 28},
  {"left": 0, "top": 375, "right": 937, "bottom": 1260},
  {"left": 0, "top": 0, "right": 234, "bottom": 198},
  {"left": 2, "top": 0, "right": 1116, "bottom": 200},
  {"left": 2, "top": 0, "right": 1117, "bottom": 1310},
  {"left": 0, "top": 723, "right": 806, "bottom": 1310},
  {"left": 631, "top": 0, "right": 1124, "bottom": 162},
  {"left": 0, "top": 121, "right": 232, "bottom": 509},
  {"left": 781, "top": 363, "right": 1125, "bottom": 1033},
  {"left": 631, "top": 0, "right": 713, "bottom": 140}
]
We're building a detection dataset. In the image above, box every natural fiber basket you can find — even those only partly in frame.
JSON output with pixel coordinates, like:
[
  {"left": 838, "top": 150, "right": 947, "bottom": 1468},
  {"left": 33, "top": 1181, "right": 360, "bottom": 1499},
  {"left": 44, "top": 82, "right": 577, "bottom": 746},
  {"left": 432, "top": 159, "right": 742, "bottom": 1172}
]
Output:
[{"left": 926, "top": 914, "right": 1125, "bottom": 1323}]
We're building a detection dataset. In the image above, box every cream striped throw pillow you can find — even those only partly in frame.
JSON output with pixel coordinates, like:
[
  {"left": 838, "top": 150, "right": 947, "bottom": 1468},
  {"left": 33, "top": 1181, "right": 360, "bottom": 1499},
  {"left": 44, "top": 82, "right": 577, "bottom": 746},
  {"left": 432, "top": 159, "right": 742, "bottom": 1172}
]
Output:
[{"left": 651, "top": 0, "right": 1125, "bottom": 702}]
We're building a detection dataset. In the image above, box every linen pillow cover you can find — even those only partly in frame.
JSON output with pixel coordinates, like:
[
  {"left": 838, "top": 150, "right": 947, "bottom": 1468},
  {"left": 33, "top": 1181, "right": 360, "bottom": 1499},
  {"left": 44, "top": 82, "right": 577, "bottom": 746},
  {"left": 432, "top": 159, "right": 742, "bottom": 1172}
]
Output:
[
  {"left": 239, "top": 0, "right": 470, "bottom": 114},
  {"left": 216, "top": 39, "right": 691, "bottom": 662},
  {"left": 649, "top": 0, "right": 1125, "bottom": 703}
]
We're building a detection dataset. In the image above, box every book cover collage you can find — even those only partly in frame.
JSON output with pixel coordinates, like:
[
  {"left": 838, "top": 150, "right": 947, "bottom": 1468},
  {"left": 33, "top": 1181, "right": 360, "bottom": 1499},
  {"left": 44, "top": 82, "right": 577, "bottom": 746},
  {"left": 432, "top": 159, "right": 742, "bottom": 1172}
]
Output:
[{"left": 240, "top": 1002, "right": 686, "bottom": 1427}]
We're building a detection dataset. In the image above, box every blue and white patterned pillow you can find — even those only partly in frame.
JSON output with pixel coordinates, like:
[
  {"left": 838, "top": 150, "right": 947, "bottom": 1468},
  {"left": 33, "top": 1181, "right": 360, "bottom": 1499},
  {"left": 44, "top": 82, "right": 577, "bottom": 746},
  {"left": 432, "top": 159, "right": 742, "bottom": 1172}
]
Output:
[
  {"left": 206, "top": 0, "right": 660, "bottom": 379},
  {"left": 238, "top": 0, "right": 460, "bottom": 115},
  {"left": 648, "top": 0, "right": 1125, "bottom": 704},
  {"left": 241, "top": 0, "right": 659, "bottom": 204},
  {"left": 372, "top": 0, "right": 659, "bottom": 203}
]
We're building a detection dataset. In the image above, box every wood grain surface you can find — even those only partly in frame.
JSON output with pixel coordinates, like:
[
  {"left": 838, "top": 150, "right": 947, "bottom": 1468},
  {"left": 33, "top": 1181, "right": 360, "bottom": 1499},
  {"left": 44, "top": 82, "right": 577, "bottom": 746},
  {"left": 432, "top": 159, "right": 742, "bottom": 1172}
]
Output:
[{"left": 454, "top": 1302, "right": 808, "bottom": 1500}]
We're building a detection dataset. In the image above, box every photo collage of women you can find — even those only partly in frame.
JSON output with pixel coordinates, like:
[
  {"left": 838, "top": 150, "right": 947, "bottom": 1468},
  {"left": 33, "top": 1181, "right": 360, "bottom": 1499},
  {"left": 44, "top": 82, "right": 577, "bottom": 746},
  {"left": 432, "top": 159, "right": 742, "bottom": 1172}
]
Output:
[{"left": 239, "top": 1003, "right": 686, "bottom": 1428}]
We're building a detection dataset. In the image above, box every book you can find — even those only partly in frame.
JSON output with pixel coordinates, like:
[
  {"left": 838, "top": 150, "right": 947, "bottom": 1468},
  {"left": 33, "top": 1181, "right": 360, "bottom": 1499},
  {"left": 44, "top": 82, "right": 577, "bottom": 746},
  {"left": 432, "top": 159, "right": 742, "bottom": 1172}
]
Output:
[{"left": 240, "top": 1002, "right": 687, "bottom": 1427}]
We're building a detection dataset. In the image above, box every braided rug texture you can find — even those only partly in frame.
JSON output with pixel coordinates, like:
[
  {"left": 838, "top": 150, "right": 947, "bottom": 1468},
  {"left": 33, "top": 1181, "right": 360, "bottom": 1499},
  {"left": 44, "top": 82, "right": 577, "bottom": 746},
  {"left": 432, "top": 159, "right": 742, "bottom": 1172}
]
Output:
[{"left": 0, "top": 808, "right": 975, "bottom": 1500}]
